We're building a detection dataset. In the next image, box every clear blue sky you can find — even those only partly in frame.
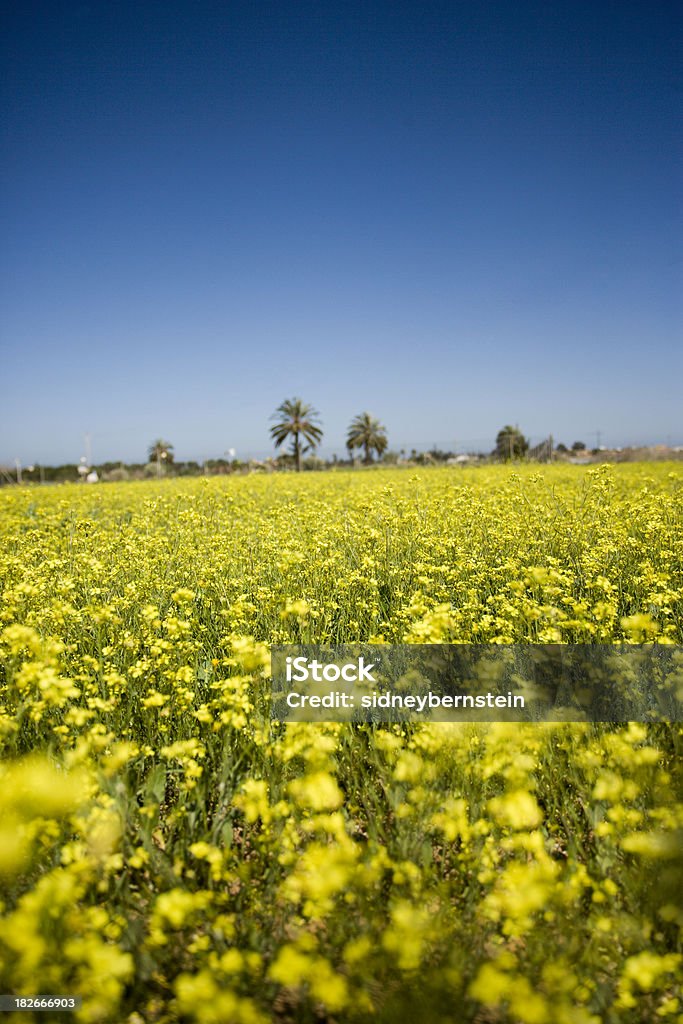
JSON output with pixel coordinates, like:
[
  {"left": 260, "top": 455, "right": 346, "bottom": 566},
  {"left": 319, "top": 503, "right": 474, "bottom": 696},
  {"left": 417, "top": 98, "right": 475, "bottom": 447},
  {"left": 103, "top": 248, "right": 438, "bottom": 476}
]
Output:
[{"left": 1, "top": 1, "right": 681, "bottom": 463}]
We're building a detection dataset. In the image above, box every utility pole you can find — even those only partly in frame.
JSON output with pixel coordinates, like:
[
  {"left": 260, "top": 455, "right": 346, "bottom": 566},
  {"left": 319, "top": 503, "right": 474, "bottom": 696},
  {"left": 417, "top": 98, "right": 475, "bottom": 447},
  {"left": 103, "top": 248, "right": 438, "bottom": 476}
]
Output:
[{"left": 15, "top": 459, "right": 22, "bottom": 484}]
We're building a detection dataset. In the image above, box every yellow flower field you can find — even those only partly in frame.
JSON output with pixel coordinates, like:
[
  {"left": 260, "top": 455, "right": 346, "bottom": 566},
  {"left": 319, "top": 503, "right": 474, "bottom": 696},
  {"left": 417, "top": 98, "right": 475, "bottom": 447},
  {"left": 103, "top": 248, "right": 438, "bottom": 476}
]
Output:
[{"left": 0, "top": 464, "right": 681, "bottom": 1023}]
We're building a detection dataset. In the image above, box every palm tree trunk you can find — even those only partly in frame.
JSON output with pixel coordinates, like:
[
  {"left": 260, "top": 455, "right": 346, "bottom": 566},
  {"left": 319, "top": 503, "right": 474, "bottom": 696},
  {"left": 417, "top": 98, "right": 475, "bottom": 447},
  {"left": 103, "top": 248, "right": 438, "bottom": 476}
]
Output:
[{"left": 294, "top": 434, "right": 301, "bottom": 472}]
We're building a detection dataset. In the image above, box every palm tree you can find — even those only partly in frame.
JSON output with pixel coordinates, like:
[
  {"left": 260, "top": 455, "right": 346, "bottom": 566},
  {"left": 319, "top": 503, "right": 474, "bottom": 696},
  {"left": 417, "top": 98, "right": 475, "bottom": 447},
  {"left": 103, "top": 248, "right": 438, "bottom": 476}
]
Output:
[
  {"left": 270, "top": 398, "right": 323, "bottom": 472},
  {"left": 148, "top": 439, "right": 174, "bottom": 476},
  {"left": 347, "top": 412, "right": 388, "bottom": 465}
]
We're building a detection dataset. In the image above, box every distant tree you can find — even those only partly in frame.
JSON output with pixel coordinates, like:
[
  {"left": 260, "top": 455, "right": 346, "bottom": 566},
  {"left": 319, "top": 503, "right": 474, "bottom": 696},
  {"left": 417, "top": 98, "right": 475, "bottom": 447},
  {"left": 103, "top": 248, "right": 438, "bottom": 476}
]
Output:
[
  {"left": 427, "top": 447, "right": 453, "bottom": 463},
  {"left": 556, "top": 443, "right": 568, "bottom": 453},
  {"left": 104, "top": 467, "right": 130, "bottom": 482},
  {"left": 571, "top": 441, "right": 586, "bottom": 452},
  {"left": 346, "top": 413, "right": 388, "bottom": 465},
  {"left": 175, "top": 461, "right": 201, "bottom": 477},
  {"left": 270, "top": 398, "right": 323, "bottom": 472},
  {"left": 494, "top": 425, "right": 528, "bottom": 461},
  {"left": 148, "top": 439, "right": 174, "bottom": 476},
  {"left": 302, "top": 454, "right": 325, "bottom": 471},
  {"left": 415, "top": 451, "right": 434, "bottom": 465}
]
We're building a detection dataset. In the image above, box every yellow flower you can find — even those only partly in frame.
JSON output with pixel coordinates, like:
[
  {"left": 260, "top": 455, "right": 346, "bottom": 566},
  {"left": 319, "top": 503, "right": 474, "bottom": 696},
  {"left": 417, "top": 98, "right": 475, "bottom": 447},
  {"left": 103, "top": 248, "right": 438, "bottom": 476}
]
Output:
[
  {"left": 487, "top": 790, "right": 543, "bottom": 829},
  {"left": 288, "top": 771, "right": 344, "bottom": 811}
]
